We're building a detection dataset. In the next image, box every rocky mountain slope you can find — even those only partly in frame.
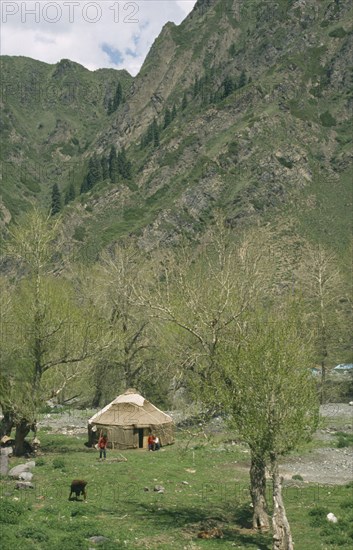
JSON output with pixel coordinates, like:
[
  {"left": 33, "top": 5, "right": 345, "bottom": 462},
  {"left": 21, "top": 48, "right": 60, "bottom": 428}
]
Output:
[{"left": 1, "top": 0, "right": 352, "bottom": 260}]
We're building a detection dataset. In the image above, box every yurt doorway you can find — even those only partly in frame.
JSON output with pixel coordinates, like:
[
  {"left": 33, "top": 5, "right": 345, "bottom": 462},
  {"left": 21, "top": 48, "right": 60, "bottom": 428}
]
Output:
[
  {"left": 134, "top": 428, "right": 149, "bottom": 448},
  {"left": 138, "top": 429, "right": 144, "bottom": 448}
]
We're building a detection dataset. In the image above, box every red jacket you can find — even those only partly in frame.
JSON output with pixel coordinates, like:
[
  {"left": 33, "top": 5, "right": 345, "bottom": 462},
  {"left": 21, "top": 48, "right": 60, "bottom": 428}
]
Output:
[{"left": 98, "top": 436, "right": 107, "bottom": 449}]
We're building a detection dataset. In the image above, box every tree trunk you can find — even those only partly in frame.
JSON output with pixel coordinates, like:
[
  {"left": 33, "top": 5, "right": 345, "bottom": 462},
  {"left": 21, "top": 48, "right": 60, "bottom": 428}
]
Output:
[
  {"left": 249, "top": 450, "right": 270, "bottom": 531},
  {"left": 320, "top": 359, "right": 326, "bottom": 404},
  {"left": 0, "top": 410, "right": 14, "bottom": 438},
  {"left": 270, "top": 453, "right": 294, "bottom": 550},
  {"left": 14, "top": 419, "right": 31, "bottom": 456}
]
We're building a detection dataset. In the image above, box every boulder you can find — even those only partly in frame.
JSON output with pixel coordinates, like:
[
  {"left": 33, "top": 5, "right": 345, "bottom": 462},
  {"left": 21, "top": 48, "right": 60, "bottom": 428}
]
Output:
[
  {"left": 16, "top": 481, "right": 34, "bottom": 490},
  {"left": 154, "top": 485, "right": 165, "bottom": 493},
  {"left": 8, "top": 461, "right": 35, "bottom": 478},
  {"left": 19, "top": 472, "right": 33, "bottom": 481},
  {"left": 327, "top": 512, "right": 338, "bottom": 523}
]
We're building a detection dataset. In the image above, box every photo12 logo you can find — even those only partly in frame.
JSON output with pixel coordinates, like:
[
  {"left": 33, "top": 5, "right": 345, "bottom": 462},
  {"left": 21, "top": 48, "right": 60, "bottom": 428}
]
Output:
[{"left": 1, "top": 1, "right": 139, "bottom": 24}]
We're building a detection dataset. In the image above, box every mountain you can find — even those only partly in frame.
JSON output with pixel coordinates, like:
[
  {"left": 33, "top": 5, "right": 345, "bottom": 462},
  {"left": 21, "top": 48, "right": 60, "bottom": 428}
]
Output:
[
  {"left": 0, "top": 56, "right": 132, "bottom": 217},
  {"left": 1, "top": 0, "right": 352, "bottom": 261}
]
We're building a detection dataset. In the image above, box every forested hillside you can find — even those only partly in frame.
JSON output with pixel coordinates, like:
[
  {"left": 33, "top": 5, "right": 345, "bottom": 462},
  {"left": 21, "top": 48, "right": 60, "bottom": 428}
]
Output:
[{"left": 1, "top": 0, "right": 352, "bottom": 262}]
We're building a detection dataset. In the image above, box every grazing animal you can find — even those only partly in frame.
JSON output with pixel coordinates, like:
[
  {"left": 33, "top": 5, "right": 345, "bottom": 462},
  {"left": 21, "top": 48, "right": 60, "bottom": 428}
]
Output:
[{"left": 69, "top": 479, "right": 87, "bottom": 501}]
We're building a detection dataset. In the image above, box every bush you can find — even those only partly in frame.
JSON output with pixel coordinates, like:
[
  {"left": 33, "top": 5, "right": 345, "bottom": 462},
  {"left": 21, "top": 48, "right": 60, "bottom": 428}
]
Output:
[
  {"left": 36, "top": 457, "right": 46, "bottom": 466},
  {"left": 52, "top": 457, "right": 66, "bottom": 469},
  {"left": 337, "top": 436, "right": 349, "bottom": 448},
  {"left": 18, "top": 527, "right": 49, "bottom": 542},
  {"left": 73, "top": 225, "right": 86, "bottom": 242},
  {"left": 329, "top": 27, "right": 347, "bottom": 38},
  {"left": 292, "top": 474, "right": 303, "bottom": 481},
  {"left": 308, "top": 506, "right": 329, "bottom": 527},
  {"left": 320, "top": 111, "right": 336, "bottom": 127},
  {"left": 277, "top": 156, "right": 293, "bottom": 169},
  {"left": 0, "top": 500, "right": 27, "bottom": 524},
  {"left": 335, "top": 432, "right": 353, "bottom": 448}
]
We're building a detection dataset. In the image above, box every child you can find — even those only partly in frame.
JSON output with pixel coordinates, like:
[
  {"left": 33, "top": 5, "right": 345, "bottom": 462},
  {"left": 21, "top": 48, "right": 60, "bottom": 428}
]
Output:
[
  {"left": 98, "top": 432, "right": 108, "bottom": 459},
  {"left": 148, "top": 433, "right": 154, "bottom": 451}
]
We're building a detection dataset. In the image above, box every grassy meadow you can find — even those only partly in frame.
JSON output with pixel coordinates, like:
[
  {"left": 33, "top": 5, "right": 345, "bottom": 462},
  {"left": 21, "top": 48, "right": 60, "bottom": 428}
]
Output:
[{"left": 1, "top": 428, "right": 352, "bottom": 549}]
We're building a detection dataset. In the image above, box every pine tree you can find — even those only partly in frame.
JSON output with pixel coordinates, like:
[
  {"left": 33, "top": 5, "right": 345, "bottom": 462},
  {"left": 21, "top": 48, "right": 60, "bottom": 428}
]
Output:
[
  {"left": 51, "top": 183, "right": 62, "bottom": 215},
  {"left": 182, "top": 92, "right": 188, "bottom": 110},
  {"left": 152, "top": 118, "right": 160, "bottom": 147},
  {"left": 91, "top": 154, "right": 103, "bottom": 186},
  {"left": 84, "top": 154, "right": 102, "bottom": 191},
  {"left": 223, "top": 76, "right": 235, "bottom": 98},
  {"left": 239, "top": 70, "right": 247, "bottom": 88},
  {"left": 80, "top": 177, "right": 89, "bottom": 194},
  {"left": 164, "top": 108, "right": 172, "bottom": 129},
  {"left": 113, "top": 82, "right": 123, "bottom": 111},
  {"left": 64, "top": 182, "right": 76, "bottom": 204},
  {"left": 172, "top": 104, "right": 177, "bottom": 120},
  {"left": 109, "top": 146, "right": 119, "bottom": 183},
  {"left": 146, "top": 123, "right": 154, "bottom": 145},
  {"left": 193, "top": 77, "right": 200, "bottom": 98},
  {"left": 101, "top": 156, "right": 110, "bottom": 181},
  {"left": 118, "top": 148, "right": 132, "bottom": 179}
]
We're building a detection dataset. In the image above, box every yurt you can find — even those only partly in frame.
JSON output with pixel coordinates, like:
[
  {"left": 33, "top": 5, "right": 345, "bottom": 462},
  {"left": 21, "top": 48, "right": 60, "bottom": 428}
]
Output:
[{"left": 87, "top": 389, "right": 174, "bottom": 450}]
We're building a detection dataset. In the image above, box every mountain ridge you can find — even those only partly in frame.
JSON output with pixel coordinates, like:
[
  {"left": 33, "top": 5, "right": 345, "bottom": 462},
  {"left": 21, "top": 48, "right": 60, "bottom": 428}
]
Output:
[{"left": 0, "top": 0, "right": 352, "bottom": 265}]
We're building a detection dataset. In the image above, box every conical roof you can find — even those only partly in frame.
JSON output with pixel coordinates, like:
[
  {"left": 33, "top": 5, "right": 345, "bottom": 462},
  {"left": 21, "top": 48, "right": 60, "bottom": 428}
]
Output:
[{"left": 88, "top": 389, "right": 173, "bottom": 427}]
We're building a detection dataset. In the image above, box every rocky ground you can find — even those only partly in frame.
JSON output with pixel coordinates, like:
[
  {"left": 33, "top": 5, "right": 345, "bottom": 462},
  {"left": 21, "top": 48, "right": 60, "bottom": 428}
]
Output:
[{"left": 280, "top": 404, "right": 353, "bottom": 485}]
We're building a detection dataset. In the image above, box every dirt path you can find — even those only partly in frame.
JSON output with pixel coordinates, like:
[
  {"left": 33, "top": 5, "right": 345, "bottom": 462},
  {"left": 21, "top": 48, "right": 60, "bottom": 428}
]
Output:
[{"left": 279, "top": 404, "right": 353, "bottom": 485}]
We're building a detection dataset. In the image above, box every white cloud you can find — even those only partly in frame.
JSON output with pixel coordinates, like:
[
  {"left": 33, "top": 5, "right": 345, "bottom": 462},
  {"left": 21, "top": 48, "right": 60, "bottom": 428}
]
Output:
[{"left": 0, "top": 1, "right": 198, "bottom": 75}]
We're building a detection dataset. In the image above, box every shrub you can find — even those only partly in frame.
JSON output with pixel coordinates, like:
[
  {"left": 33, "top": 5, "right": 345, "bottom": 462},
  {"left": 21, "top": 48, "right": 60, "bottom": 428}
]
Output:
[
  {"left": 308, "top": 506, "right": 329, "bottom": 527},
  {"left": 329, "top": 27, "right": 347, "bottom": 38},
  {"left": 320, "top": 111, "right": 336, "bottom": 127},
  {"left": 337, "top": 436, "right": 349, "bottom": 448},
  {"left": 334, "top": 432, "right": 353, "bottom": 448},
  {"left": 73, "top": 225, "right": 86, "bottom": 242},
  {"left": 277, "top": 156, "right": 294, "bottom": 169},
  {"left": 36, "top": 457, "right": 46, "bottom": 466},
  {"left": 0, "top": 500, "right": 26, "bottom": 524},
  {"left": 18, "top": 527, "right": 49, "bottom": 542},
  {"left": 52, "top": 458, "right": 66, "bottom": 469},
  {"left": 292, "top": 474, "right": 303, "bottom": 481}
]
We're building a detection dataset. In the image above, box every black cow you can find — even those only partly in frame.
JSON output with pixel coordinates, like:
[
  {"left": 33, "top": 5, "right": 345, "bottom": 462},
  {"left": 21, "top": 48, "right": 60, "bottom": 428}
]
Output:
[{"left": 69, "top": 479, "right": 87, "bottom": 501}]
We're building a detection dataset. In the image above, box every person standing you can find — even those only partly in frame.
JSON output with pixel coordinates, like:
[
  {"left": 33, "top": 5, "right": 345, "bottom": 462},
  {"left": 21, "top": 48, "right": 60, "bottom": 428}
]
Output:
[{"left": 98, "top": 432, "right": 108, "bottom": 460}]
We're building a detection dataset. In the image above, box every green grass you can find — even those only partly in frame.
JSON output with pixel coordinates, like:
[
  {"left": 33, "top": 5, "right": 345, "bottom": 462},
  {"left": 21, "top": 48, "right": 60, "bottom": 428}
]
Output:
[{"left": 1, "top": 429, "right": 353, "bottom": 549}]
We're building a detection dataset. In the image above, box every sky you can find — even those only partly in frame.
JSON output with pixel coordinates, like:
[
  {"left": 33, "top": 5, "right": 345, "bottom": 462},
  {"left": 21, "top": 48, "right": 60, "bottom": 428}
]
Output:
[{"left": 0, "top": 1, "right": 198, "bottom": 75}]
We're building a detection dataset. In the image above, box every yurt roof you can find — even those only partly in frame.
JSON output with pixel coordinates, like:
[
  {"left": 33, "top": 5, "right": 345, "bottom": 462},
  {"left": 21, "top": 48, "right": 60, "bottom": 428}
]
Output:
[{"left": 88, "top": 389, "right": 173, "bottom": 427}]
